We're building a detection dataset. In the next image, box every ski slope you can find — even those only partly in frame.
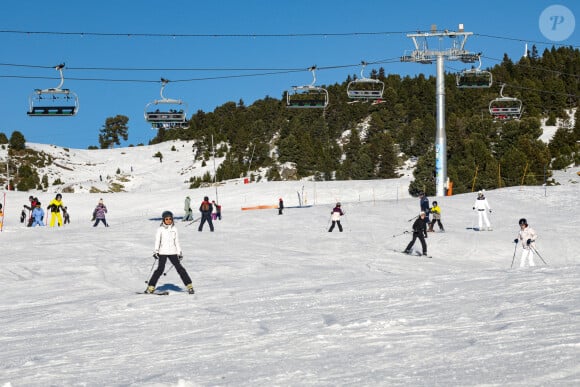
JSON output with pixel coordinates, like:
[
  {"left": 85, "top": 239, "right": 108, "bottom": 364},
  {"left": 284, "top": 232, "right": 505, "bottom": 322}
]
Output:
[{"left": 0, "top": 142, "right": 578, "bottom": 386}]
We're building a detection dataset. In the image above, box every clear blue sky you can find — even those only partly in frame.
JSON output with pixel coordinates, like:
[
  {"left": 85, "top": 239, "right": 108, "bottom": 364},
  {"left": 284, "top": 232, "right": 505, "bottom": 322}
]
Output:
[{"left": 1, "top": 0, "right": 578, "bottom": 149}]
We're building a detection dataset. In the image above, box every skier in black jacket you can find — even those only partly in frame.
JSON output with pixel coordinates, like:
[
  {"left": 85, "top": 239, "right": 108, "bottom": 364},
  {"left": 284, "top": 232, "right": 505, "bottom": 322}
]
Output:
[{"left": 404, "top": 211, "right": 428, "bottom": 256}]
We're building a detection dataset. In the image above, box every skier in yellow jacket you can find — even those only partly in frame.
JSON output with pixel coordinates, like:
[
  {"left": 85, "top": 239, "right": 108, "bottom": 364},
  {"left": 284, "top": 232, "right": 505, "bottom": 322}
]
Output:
[{"left": 47, "top": 193, "right": 64, "bottom": 227}]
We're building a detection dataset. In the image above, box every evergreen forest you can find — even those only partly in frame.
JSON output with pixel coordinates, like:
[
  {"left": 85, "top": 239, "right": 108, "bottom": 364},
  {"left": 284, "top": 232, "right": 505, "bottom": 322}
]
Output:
[{"left": 149, "top": 46, "right": 580, "bottom": 196}]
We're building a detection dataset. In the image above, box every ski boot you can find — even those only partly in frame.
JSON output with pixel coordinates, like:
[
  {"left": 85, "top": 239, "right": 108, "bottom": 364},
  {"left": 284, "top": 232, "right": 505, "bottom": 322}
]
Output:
[
  {"left": 144, "top": 286, "right": 155, "bottom": 294},
  {"left": 186, "top": 284, "right": 195, "bottom": 294}
]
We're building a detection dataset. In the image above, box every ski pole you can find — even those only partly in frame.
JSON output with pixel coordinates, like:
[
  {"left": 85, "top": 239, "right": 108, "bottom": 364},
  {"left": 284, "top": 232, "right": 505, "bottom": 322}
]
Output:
[
  {"left": 530, "top": 245, "right": 548, "bottom": 266},
  {"left": 392, "top": 230, "right": 409, "bottom": 238},
  {"left": 164, "top": 264, "right": 175, "bottom": 276},
  {"left": 511, "top": 240, "right": 518, "bottom": 268},
  {"left": 408, "top": 215, "right": 419, "bottom": 222},
  {"left": 144, "top": 259, "right": 157, "bottom": 283}
]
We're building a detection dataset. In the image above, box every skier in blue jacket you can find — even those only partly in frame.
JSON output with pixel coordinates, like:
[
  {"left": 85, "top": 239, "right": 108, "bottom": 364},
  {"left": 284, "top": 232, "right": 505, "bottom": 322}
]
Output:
[{"left": 31, "top": 202, "right": 45, "bottom": 227}]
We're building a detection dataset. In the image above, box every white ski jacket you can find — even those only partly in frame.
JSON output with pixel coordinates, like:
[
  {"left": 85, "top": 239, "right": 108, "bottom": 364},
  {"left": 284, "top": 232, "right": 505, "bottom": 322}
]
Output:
[
  {"left": 518, "top": 226, "right": 537, "bottom": 250},
  {"left": 473, "top": 197, "right": 491, "bottom": 211},
  {"left": 154, "top": 224, "right": 182, "bottom": 255}
]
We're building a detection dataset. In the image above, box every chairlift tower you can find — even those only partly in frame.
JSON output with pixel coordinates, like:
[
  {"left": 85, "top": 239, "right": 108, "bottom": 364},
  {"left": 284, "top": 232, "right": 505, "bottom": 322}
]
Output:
[{"left": 401, "top": 24, "right": 479, "bottom": 197}]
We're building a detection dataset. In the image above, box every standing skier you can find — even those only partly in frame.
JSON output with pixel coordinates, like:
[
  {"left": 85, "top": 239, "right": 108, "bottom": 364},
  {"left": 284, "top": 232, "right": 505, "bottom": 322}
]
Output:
[
  {"left": 145, "top": 210, "right": 194, "bottom": 294},
  {"left": 514, "top": 218, "right": 538, "bottom": 267},
  {"left": 93, "top": 199, "right": 109, "bottom": 227},
  {"left": 183, "top": 196, "right": 193, "bottom": 221},
  {"left": 278, "top": 197, "right": 284, "bottom": 215},
  {"left": 428, "top": 201, "right": 445, "bottom": 232},
  {"left": 404, "top": 212, "right": 428, "bottom": 256},
  {"left": 198, "top": 196, "right": 214, "bottom": 232},
  {"left": 328, "top": 202, "right": 344, "bottom": 232},
  {"left": 47, "top": 193, "right": 64, "bottom": 227},
  {"left": 419, "top": 192, "right": 430, "bottom": 230},
  {"left": 473, "top": 191, "right": 492, "bottom": 231},
  {"left": 212, "top": 200, "right": 222, "bottom": 220},
  {"left": 30, "top": 202, "right": 45, "bottom": 227}
]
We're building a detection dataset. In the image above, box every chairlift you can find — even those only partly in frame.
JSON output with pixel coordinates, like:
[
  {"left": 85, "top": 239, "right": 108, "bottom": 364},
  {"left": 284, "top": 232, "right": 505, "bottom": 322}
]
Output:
[
  {"left": 489, "top": 84, "right": 523, "bottom": 121},
  {"left": 27, "top": 64, "right": 79, "bottom": 117},
  {"left": 456, "top": 56, "right": 492, "bottom": 88},
  {"left": 144, "top": 78, "right": 188, "bottom": 129},
  {"left": 286, "top": 66, "right": 329, "bottom": 109},
  {"left": 346, "top": 61, "right": 385, "bottom": 101}
]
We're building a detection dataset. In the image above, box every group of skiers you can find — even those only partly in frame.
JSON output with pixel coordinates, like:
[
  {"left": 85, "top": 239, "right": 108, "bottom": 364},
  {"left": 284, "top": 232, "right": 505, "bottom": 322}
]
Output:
[
  {"left": 183, "top": 195, "right": 222, "bottom": 230},
  {"left": 20, "top": 194, "right": 70, "bottom": 227},
  {"left": 403, "top": 190, "right": 539, "bottom": 267}
]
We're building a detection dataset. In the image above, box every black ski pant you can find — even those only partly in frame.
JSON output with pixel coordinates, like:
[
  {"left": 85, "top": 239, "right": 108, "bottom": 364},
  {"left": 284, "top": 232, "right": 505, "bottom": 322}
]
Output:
[
  {"left": 429, "top": 219, "right": 444, "bottom": 231},
  {"left": 93, "top": 218, "right": 108, "bottom": 227},
  {"left": 328, "top": 220, "right": 343, "bottom": 232},
  {"left": 148, "top": 255, "right": 192, "bottom": 287},
  {"left": 405, "top": 232, "right": 427, "bottom": 254},
  {"left": 198, "top": 213, "right": 214, "bottom": 231}
]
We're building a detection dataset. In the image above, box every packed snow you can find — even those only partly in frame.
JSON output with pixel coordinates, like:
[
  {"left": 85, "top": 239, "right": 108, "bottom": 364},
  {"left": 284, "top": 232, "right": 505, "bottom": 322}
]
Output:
[{"left": 0, "top": 141, "right": 579, "bottom": 386}]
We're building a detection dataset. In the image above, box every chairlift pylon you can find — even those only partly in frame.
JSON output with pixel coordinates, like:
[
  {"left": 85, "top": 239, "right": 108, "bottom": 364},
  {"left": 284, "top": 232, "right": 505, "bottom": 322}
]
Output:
[
  {"left": 285, "top": 66, "right": 329, "bottom": 109},
  {"left": 144, "top": 78, "right": 188, "bottom": 129},
  {"left": 346, "top": 61, "right": 385, "bottom": 101},
  {"left": 489, "top": 84, "right": 523, "bottom": 121},
  {"left": 27, "top": 64, "right": 79, "bottom": 117},
  {"left": 456, "top": 55, "right": 492, "bottom": 88}
]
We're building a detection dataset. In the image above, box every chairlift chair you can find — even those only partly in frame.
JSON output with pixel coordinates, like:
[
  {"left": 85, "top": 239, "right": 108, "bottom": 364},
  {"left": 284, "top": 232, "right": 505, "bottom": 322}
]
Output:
[
  {"left": 456, "top": 56, "right": 492, "bottom": 88},
  {"left": 286, "top": 66, "right": 329, "bottom": 109},
  {"left": 145, "top": 78, "right": 189, "bottom": 129},
  {"left": 346, "top": 61, "right": 385, "bottom": 101},
  {"left": 27, "top": 64, "right": 79, "bottom": 117},
  {"left": 489, "top": 84, "right": 523, "bottom": 121}
]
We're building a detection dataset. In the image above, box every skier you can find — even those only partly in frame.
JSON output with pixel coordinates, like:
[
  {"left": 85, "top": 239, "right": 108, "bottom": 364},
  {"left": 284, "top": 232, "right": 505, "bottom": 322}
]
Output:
[
  {"left": 514, "top": 218, "right": 538, "bottom": 267},
  {"left": 47, "top": 194, "right": 64, "bottom": 227},
  {"left": 23, "top": 196, "right": 39, "bottom": 226},
  {"left": 278, "top": 197, "right": 284, "bottom": 215},
  {"left": 30, "top": 202, "right": 45, "bottom": 227},
  {"left": 93, "top": 199, "right": 109, "bottom": 227},
  {"left": 183, "top": 196, "right": 193, "bottom": 221},
  {"left": 419, "top": 192, "right": 430, "bottom": 228},
  {"left": 404, "top": 211, "right": 428, "bottom": 256},
  {"left": 473, "top": 190, "right": 492, "bottom": 231},
  {"left": 63, "top": 206, "right": 70, "bottom": 224},
  {"left": 328, "top": 202, "right": 344, "bottom": 232},
  {"left": 198, "top": 196, "right": 214, "bottom": 232},
  {"left": 145, "top": 210, "right": 194, "bottom": 294},
  {"left": 212, "top": 200, "right": 222, "bottom": 220},
  {"left": 428, "top": 201, "right": 445, "bottom": 232}
]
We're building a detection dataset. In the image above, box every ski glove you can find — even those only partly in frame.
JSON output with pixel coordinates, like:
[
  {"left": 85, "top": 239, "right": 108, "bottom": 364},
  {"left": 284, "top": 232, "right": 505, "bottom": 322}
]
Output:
[
  {"left": 472, "top": 207, "right": 475, "bottom": 210},
  {"left": 526, "top": 239, "right": 532, "bottom": 245},
  {"left": 153, "top": 253, "right": 160, "bottom": 260},
  {"left": 489, "top": 209, "right": 492, "bottom": 213},
  {"left": 178, "top": 254, "right": 183, "bottom": 261},
  {"left": 513, "top": 238, "right": 519, "bottom": 243}
]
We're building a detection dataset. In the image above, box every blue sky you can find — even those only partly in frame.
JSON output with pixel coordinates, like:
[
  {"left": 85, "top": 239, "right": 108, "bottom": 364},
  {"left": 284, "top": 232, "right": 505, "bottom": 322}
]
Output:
[{"left": 1, "top": 0, "right": 578, "bottom": 149}]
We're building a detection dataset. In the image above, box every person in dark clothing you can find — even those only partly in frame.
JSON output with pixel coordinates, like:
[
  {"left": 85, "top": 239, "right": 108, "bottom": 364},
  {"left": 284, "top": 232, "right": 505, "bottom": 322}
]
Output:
[
  {"left": 278, "top": 198, "right": 284, "bottom": 215},
  {"left": 23, "top": 196, "right": 39, "bottom": 227},
  {"left": 404, "top": 212, "right": 428, "bottom": 255},
  {"left": 212, "top": 200, "right": 222, "bottom": 220},
  {"left": 328, "top": 202, "right": 344, "bottom": 232},
  {"left": 63, "top": 206, "right": 70, "bottom": 224},
  {"left": 419, "top": 192, "right": 430, "bottom": 228},
  {"left": 198, "top": 196, "right": 214, "bottom": 232}
]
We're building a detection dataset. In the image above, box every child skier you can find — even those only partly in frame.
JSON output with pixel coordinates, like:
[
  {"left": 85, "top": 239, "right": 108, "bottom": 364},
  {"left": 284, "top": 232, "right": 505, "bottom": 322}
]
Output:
[
  {"left": 328, "top": 202, "right": 344, "bottom": 232},
  {"left": 514, "top": 218, "right": 538, "bottom": 267},
  {"left": 93, "top": 199, "right": 109, "bottom": 227},
  {"left": 428, "top": 201, "right": 445, "bottom": 232},
  {"left": 145, "top": 210, "right": 194, "bottom": 294},
  {"left": 30, "top": 202, "right": 45, "bottom": 227}
]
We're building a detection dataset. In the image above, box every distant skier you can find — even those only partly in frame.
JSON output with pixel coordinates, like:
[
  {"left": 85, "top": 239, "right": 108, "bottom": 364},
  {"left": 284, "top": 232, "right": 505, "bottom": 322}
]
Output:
[
  {"left": 145, "top": 210, "right": 194, "bottom": 294},
  {"left": 419, "top": 192, "right": 430, "bottom": 228},
  {"left": 278, "top": 197, "right": 284, "bottom": 215},
  {"left": 93, "top": 199, "right": 109, "bottom": 227},
  {"left": 404, "top": 211, "right": 428, "bottom": 256},
  {"left": 183, "top": 196, "right": 193, "bottom": 222},
  {"left": 30, "top": 202, "right": 45, "bottom": 227},
  {"left": 514, "top": 218, "right": 538, "bottom": 267},
  {"left": 198, "top": 196, "right": 214, "bottom": 232},
  {"left": 328, "top": 202, "right": 344, "bottom": 232},
  {"left": 428, "top": 201, "right": 444, "bottom": 232},
  {"left": 23, "top": 195, "right": 39, "bottom": 227},
  {"left": 47, "top": 194, "right": 64, "bottom": 227},
  {"left": 473, "top": 190, "right": 492, "bottom": 231},
  {"left": 212, "top": 200, "right": 222, "bottom": 220},
  {"left": 63, "top": 206, "right": 70, "bottom": 224}
]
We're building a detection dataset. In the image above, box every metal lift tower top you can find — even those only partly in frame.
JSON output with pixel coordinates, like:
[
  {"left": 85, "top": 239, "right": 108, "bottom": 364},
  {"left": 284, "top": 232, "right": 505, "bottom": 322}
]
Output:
[{"left": 401, "top": 24, "right": 479, "bottom": 197}]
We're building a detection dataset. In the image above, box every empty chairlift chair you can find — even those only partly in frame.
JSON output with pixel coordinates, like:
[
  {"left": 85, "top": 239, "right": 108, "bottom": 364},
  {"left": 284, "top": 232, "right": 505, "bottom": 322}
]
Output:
[
  {"left": 27, "top": 64, "right": 79, "bottom": 117},
  {"left": 286, "top": 66, "right": 329, "bottom": 109},
  {"left": 346, "top": 61, "right": 385, "bottom": 102}
]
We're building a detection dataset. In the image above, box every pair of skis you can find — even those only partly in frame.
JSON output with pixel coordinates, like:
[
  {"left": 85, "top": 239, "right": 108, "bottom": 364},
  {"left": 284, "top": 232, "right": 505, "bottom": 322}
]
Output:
[{"left": 393, "top": 249, "right": 432, "bottom": 259}]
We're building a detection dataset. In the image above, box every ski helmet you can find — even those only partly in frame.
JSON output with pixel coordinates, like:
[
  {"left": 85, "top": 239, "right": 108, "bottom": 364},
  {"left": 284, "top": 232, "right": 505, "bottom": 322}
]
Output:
[
  {"left": 336, "top": 202, "right": 341, "bottom": 207},
  {"left": 518, "top": 218, "right": 527, "bottom": 226},
  {"left": 162, "top": 210, "right": 174, "bottom": 219},
  {"left": 432, "top": 201, "right": 438, "bottom": 206}
]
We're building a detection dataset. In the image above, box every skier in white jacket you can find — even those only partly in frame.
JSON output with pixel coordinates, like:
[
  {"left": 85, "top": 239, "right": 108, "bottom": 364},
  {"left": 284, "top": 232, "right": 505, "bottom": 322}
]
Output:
[
  {"left": 472, "top": 191, "right": 492, "bottom": 230},
  {"left": 514, "top": 218, "right": 538, "bottom": 267},
  {"left": 145, "top": 210, "right": 194, "bottom": 294}
]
